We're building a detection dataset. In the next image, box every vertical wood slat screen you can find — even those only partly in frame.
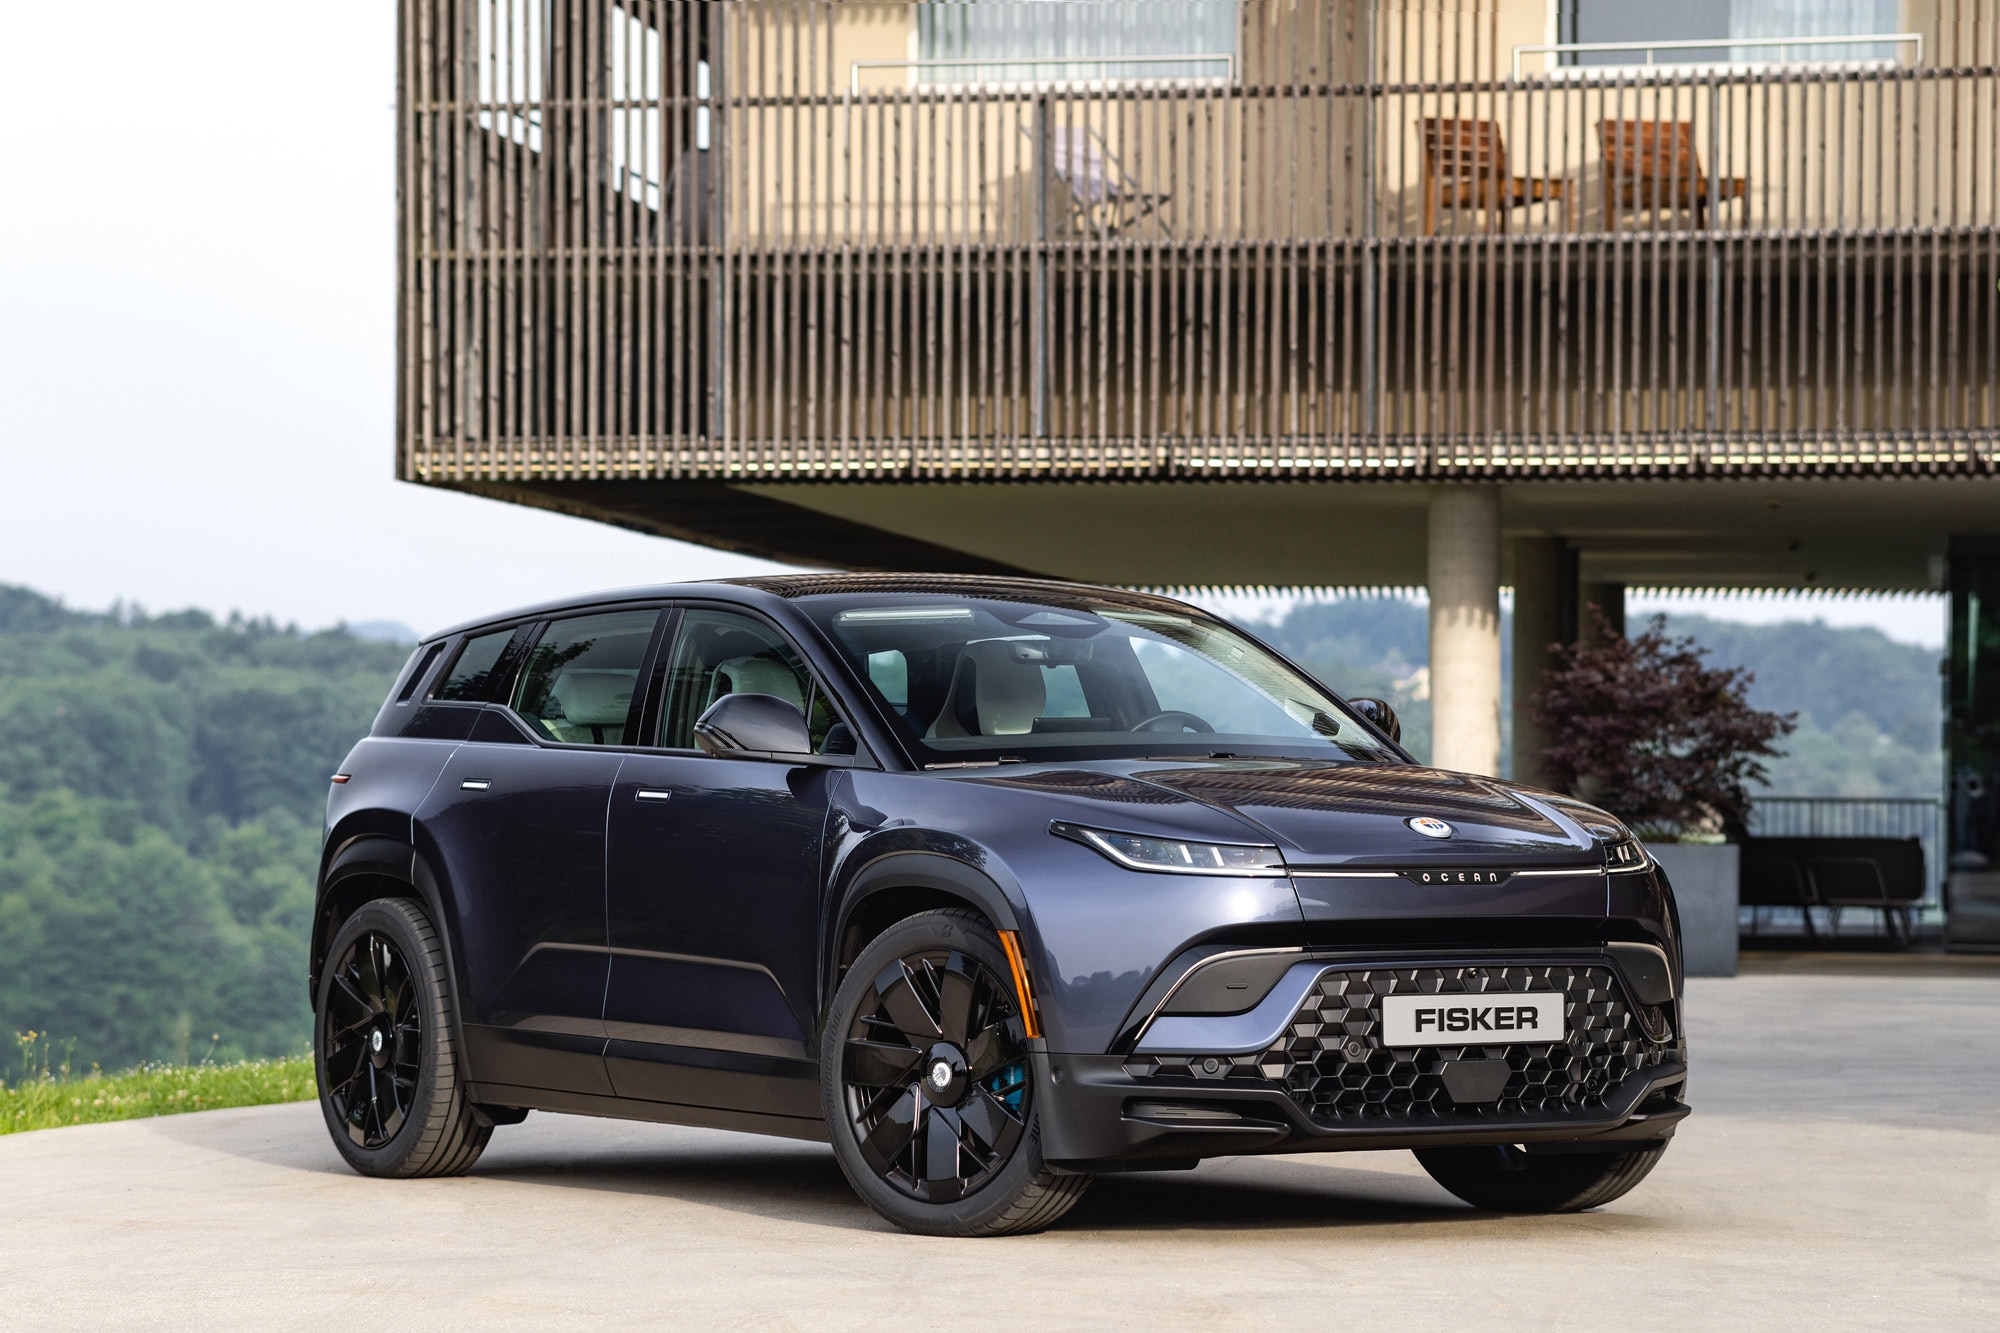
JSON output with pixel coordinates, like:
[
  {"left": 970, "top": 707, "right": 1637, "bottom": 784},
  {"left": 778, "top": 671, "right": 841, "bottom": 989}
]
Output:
[{"left": 399, "top": 0, "right": 2000, "bottom": 484}]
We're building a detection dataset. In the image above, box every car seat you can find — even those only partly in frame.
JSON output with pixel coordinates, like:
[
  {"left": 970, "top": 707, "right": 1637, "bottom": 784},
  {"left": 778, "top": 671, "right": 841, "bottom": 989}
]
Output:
[
  {"left": 708, "top": 655, "right": 806, "bottom": 712},
  {"left": 546, "top": 668, "right": 635, "bottom": 743},
  {"left": 927, "top": 640, "right": 1046, "bottom": 738}
]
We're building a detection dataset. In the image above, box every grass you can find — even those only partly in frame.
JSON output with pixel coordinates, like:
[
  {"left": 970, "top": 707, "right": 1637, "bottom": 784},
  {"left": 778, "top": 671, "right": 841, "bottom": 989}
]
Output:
[{"left": 1, "top": 1032, "right": 315, "bottom": 1136}]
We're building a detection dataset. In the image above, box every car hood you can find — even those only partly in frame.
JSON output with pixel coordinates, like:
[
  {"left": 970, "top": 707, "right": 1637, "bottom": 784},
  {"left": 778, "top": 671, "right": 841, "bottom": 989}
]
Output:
[{"left": 1107, "top": 759, "right": 1600, "bottom": 868}]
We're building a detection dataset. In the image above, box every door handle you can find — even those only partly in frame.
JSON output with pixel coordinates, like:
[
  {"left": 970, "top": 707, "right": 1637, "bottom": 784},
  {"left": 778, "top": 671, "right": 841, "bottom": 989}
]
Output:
[
  {"left": 635, "top": 789, "right": 673, "bottom": 802},
  {"left": 461, "top": 779, "right": 492, "bottom": 791}
]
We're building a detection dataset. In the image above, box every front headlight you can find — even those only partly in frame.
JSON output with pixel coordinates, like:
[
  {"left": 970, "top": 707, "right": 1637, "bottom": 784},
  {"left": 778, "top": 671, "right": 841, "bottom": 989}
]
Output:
[
  {"left": 1050, "top": 821, "right": 1286, "bottom": 877},
  {"left": 1606, "top": 834, "right": 1650, "bottom": 873}
]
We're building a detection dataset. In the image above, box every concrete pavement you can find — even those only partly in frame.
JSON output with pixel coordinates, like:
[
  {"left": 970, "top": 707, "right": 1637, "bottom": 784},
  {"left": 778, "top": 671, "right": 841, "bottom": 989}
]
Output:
[{"left": 2, "top": 970, "right": 1995, "bottom": 1330}]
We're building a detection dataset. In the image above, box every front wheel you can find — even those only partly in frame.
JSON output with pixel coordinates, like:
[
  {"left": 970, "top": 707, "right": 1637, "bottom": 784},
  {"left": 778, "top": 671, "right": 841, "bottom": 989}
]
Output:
[
  {"left": 314, "top": 897, "right": 491, "bottom": 1178},
  {"left": 1414, "top": 1140, "right": 1669, "bottom": 1213},
  {"left": 821, "top": 909, "right": 1089, "bottom": 1236}
]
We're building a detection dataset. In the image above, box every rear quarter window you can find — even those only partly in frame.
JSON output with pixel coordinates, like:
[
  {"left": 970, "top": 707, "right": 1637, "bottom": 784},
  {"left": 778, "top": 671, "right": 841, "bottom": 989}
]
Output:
[{"left": 433, "top": 628, "right": 516, "bottom": 701}]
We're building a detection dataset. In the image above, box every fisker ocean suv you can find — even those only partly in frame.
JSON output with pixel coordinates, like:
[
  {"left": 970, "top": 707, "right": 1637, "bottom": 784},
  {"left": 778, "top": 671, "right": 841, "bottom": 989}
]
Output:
[{"left": 312, "top": 575, "right": 1687, "bottom": 1236}]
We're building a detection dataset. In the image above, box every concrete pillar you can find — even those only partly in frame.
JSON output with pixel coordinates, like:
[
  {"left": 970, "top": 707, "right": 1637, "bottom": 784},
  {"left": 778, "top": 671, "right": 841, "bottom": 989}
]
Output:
[
  {"left": 1510, "top": 537, "right": 1574, "bottom": 790},
  {"left": 1428, "top": 485, "right": 1502, "bottom": 775},
  {"left": 1580, "top": 580, "right": 1626, "bottom": 643}
]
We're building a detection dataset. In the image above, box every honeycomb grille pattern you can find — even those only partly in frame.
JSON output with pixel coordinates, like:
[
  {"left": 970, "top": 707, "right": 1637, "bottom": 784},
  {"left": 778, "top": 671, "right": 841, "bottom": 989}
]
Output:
[{"left": 1127, "top": 963, "right": 1674, "bottom": 1129}]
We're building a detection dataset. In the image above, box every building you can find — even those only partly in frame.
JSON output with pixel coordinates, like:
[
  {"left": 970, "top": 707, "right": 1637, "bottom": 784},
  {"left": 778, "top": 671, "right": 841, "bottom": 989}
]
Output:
[{"left": 394, "top": 1, "right": 2000, "bottom": 931}]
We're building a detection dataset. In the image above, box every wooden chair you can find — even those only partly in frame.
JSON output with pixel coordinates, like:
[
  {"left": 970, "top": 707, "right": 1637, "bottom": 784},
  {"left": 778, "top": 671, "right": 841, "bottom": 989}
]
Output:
[
  {"left": 1418, "top": 118, "right": 1568, "bottom": 235},
  {"left": 1597, "top": 119, "right": 1748, "bottom": 231}
]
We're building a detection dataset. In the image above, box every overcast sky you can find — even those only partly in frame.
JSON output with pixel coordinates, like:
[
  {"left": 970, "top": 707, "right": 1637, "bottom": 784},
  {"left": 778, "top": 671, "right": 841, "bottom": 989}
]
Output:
[{"left": 0, "top": 2, "right": 1945, "bottom": 650}]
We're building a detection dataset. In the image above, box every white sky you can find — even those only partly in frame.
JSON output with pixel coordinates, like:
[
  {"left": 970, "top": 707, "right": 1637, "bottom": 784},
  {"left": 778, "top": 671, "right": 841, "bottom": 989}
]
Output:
[
  {"left": 0, "top": 2, "right": 787, "bottom": 640},
  {"left": 0, "top": 3, "right": 1949, "bottom": 653}
]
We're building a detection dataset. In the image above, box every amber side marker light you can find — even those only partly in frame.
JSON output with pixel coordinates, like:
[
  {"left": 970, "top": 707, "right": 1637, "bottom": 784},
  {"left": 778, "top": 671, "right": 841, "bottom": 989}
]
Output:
[
  {"left": 997, "top": 929, "right": 1042, "bottom": 1040},
  {"left": 330, "top": 774, "right": 351, "bottom": 784}
]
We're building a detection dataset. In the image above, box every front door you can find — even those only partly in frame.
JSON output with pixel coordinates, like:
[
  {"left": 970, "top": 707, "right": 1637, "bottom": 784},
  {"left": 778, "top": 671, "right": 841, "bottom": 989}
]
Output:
[
  {"left": 603, "top": 606, "right": 838, "bottom": 1122},
  {"left": 416, "top": 607, "right": 663, "bottom": 1096}
]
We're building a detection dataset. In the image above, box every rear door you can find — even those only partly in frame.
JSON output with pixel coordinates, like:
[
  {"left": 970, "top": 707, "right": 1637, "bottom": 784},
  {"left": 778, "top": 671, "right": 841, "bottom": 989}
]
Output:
[
  {"left": 416, "top": 607, "right": 665, "bottom": 1097},
  {"left": 601, "top": 605, "right": 846, "bottom": 1123}
]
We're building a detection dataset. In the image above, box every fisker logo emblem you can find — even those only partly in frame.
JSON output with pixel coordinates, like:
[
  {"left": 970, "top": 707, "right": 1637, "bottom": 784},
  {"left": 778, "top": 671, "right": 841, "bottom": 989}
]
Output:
[
  {"left": 1408, "top": 817, "right": 1454, "bottom": 839},
  {"left": 929, "top": 1061, "right": 953, "bottom": 1090}
]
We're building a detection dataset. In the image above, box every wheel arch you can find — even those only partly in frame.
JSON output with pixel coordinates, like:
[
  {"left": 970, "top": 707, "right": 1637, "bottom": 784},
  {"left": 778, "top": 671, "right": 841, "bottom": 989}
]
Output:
[
  {"left": 312, "top": 835, "right": 469, "bottom": 1051},
  {"left": 826, "top": 850, "right": 1025, "bottom": 1005}
]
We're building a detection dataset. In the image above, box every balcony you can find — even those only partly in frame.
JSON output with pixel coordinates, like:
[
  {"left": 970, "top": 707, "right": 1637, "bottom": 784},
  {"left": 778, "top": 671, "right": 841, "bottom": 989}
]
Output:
[{"left": 398, "top": 0, "right": 2000, "bottom": 484}]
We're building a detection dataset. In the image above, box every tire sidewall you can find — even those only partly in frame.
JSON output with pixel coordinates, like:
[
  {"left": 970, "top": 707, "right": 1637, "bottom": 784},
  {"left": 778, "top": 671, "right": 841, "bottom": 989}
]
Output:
[
  {"left": 819, "top": 910, "right": 1058, "bottom": 1236},
  {"left": 314, "top": 897, "right": 455, "bottom": 1177}
]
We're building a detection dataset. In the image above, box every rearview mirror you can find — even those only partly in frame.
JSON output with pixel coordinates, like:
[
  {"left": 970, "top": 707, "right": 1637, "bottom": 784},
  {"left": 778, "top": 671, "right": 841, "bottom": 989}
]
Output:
[
  {"left": 1348, "top": 697, "right": 1402, "bottom": 744},
  {"left": 693, "top": 693, "right": 812, "bottom": 759}
]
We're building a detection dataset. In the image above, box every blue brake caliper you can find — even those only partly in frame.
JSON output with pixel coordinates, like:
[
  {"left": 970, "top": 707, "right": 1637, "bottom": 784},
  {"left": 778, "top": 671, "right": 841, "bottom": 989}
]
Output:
[{"left": 984, "top": 1060, "right": 1027, "bottom": 1111}]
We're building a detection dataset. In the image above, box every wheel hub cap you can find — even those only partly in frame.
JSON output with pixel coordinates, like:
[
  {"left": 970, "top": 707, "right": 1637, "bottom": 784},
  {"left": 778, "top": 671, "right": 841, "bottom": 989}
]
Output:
[{"left": 920, "top": 1044, "right": 969, "bottom": 1106}]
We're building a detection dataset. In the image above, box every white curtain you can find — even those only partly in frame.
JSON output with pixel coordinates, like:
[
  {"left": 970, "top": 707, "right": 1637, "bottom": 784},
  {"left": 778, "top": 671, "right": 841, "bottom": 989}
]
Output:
[
  {"left": 1731, "top": 0, "right": 1903, "bottom": 64},
  {"left": 917, "top": 1, "right": 1238, "bottom": 83}
]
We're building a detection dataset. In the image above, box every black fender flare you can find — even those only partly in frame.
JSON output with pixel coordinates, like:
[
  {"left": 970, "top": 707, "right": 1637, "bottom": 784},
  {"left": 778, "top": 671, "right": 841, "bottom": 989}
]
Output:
[
  {"left": 312, "top": 834, "right": 474, "bottom": 1079},
  {"left": 824, "top": 844, "right": 1028, "bottom": 1006}
]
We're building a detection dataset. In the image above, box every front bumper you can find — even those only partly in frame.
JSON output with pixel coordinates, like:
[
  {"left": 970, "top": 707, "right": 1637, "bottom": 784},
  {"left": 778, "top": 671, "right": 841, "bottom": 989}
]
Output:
[{"left": 1035, "top": 953, "right": 1690, "bottom": 1170}]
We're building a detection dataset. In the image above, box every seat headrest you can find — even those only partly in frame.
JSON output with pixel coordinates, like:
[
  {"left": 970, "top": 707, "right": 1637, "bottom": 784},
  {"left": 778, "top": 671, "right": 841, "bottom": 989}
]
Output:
[
  {"left": 549, "top": 668, "right": 634, "bottom": 726},
  {"left": 711, "top": 655, "right": 805, "bottom": 711},
  {"left": 928, "top": 640, "right": 1046, "bottom": 739}
]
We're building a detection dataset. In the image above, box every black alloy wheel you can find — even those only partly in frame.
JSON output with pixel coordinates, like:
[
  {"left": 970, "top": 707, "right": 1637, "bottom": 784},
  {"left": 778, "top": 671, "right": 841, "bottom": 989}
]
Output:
[
  {"left": 320, "top": 928, "right": 422, "bottom": 1149},
  {"left": 843, "top": 948, "right": 1029, "bottom": 1203},
  {"left": 822, "top": 909, "right": 1089, "bottom": 1236},
  {"left": 314, "top": 897, "right": 493, "bottom": 1178}
]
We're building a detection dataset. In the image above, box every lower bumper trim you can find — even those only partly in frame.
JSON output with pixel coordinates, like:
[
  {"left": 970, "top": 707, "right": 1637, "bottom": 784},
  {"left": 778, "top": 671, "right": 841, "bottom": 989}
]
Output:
[{"left": 1039, "top": 1053, "right": 1688, "bottom": 1170}]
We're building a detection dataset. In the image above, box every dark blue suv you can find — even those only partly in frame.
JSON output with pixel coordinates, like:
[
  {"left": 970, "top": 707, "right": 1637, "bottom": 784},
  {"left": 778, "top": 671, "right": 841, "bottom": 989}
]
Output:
[{"left": 313, "top": 575, "right": 1687, "bottom": 1235}]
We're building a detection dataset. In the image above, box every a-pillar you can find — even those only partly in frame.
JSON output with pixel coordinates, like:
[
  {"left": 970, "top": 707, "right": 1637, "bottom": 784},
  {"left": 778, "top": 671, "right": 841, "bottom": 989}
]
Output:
[
  {"left": 1428, "top": 485, "right": 1502, "bottom": 775},
  {"left": 1510, "top": 537, "right": 1576, "bottom": 790}
]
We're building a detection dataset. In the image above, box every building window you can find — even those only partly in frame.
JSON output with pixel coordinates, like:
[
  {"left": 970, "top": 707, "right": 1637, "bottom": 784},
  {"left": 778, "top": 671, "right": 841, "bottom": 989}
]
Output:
[
  {"left": 915, "top": 1, "right": 1238, "bottom": 85},
  {"left": 1558, "top": 0, "right": 1904, "bottom": 67}
]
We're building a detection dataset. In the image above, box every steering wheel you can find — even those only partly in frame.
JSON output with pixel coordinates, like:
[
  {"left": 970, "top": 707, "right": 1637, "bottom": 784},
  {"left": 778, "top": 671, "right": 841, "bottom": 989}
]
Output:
[{"left": 1129, "top": 710, "right": 1216, "bottom": 734}]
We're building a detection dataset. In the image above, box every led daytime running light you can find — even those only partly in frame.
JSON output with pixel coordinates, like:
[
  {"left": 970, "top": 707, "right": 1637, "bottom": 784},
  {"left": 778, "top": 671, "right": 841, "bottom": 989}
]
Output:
[
  {"left": 1051, "top": 822, "right": 1286, "bottom": 877},
  {"left": 1606, "top": 836, "right": 1650, "bottom": 874}
]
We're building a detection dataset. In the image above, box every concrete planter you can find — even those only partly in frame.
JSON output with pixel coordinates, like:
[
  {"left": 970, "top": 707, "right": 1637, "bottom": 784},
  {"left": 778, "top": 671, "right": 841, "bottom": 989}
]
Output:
[{"left": 1644, "top": 841, "right": 1740, "bottom": 978}]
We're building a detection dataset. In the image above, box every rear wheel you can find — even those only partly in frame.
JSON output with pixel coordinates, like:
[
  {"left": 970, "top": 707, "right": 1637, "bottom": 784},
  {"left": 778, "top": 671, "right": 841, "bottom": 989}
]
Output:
[
  {"left": 1414, "top": 1140, "right": 1669, "bottom": 1213},
  {"left": 314, "top": 897, "right": 491, "bottom": 1178},
  {"left": 821, "top": 908, "right": 1089, "bottom": 1237}
]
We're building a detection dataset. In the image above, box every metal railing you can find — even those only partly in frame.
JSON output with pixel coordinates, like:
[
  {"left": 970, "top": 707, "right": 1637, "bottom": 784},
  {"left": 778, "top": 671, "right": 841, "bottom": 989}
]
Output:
[
  {"left": 397, "top": 0, "right": 2000, "bottom": 483},
  {"left": 849, "top": 53, "right": 1236, "bottom": 95},
  {"left": 1747, "top": 795, "right": 1946, "bottom": 909}
]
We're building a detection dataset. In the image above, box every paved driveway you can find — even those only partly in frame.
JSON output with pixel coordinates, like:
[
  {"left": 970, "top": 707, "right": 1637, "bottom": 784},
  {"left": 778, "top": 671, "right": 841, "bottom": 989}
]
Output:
[{"left": 3, "top": 968, "right": 1995, "bottom": 1330}]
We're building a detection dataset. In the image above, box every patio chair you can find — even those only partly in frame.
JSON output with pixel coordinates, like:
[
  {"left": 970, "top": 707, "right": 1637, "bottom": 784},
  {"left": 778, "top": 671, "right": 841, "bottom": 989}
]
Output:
[
  {"left": 1597, "top": 119, "right": 1748, "bottom": 231},
  {"left": 1417, "top": 117, "right": 1569, "bottom": 235},
  {"left": 1026, "top": 124, "right": 1173, "bottom": 238}
]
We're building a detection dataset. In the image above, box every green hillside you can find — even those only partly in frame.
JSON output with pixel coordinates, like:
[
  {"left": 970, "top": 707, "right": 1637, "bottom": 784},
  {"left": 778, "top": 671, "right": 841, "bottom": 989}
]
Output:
[
  {"left": 1237, "top": 597, "right": 1942, "bottom": 796},
  {"left": 0, "top": 586, "right": 410, "bottom": 1071}
]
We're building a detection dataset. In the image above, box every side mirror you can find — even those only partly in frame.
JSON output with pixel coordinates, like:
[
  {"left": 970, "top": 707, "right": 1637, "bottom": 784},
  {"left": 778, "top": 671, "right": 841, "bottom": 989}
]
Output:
[
  {"left": 1348, "top": 697, "right": 1402, "bottom": 744},
  {"left": 693, "top": 693, "right": 812, "bottom": 759}
]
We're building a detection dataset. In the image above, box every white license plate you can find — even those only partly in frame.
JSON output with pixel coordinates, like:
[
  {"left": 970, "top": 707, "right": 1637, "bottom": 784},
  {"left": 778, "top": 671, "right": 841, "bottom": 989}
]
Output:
[{"left": 1380, "top": 992, "right": 1565, "bottom": 1047}]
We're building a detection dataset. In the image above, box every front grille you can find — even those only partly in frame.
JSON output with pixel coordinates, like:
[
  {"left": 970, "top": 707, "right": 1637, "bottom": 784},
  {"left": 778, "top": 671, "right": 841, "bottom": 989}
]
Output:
[{"left": 1126, "top": 963, "right": 1676, "bottom": 1130}]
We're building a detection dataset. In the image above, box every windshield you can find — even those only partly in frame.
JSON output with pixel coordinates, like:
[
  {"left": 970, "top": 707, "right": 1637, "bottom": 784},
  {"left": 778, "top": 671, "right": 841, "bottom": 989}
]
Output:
[{"left": 796, "top": 592, "right": 1400, "bottom": 766}]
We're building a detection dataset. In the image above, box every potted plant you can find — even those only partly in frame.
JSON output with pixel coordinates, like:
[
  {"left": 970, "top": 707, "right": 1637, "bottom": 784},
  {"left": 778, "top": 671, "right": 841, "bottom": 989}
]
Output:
[{"left": 1529, "top": 609, "right": 1795, "bottom": 975}]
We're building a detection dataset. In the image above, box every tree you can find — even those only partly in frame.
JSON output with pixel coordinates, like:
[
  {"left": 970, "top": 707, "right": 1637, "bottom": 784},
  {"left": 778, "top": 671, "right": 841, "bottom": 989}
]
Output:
[{"left": 1529, "top": 610, "right": 1796, "bottom": 836}]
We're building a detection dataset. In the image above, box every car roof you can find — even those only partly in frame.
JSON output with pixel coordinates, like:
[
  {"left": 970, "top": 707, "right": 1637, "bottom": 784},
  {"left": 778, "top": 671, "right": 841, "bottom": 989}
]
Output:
[{"left": 421, "top": 574, "right": 1200, "bottom": 642}]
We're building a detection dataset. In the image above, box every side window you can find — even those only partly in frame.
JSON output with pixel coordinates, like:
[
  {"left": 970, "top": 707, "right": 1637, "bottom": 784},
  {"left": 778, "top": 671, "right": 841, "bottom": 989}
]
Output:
[
  {"left": 658, "top": 610, "right": 816, "bottom": 750},
  {"left": 510, "top": 609, "right": 661, "bottom": 745},
  {"left": 433, "top": 629, "right": 515, "bottom": 701}
]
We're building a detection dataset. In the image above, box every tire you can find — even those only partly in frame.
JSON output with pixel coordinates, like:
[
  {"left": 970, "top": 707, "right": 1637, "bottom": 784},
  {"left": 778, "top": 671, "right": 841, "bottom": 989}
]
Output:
[
  {"left": 314, "top": 897, "right": 492, "bottom": 1178},
  {"left": 1414, "top": 1140, "right": 1670, "bottom": 1213},
  {"left": 820, "top": 908, "right": 1089, "bottom": 1237}
]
